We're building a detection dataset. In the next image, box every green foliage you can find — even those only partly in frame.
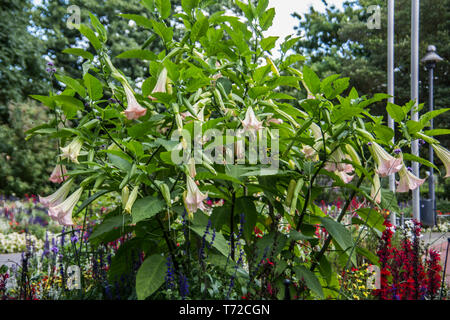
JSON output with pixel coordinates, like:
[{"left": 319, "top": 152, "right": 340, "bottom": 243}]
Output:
[
  {"left": 0, "top": 100, "right": 57, "bottom": 196},
  {"left": 27, "top": 0, "right": 448, "bottom": 300}
]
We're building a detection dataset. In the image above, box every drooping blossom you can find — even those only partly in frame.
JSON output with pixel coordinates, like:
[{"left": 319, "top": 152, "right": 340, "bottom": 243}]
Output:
[
  {"left": 301, "top": 145, "right": 317, "bottom": 160},
  {"left": 39, "top": 178, "right": 74, "bottom": 208},
  {"left": 371, "top": 173, "right": 381, "bottom": 204},
  {"left": 396, "top": 164, "right": 427, "bottom": 193},
  {"left": 124, "top": 186, "right": 139, "bottom": 214},
  {"left": 48, "top": 187, "right": 83, "bottom": 226},
  {"left": 324, "top": 148, "right": 353, "bottom": 173},
  {"left": 267, "top": 117, "right": 283, "bottom": 125},
  {"left": 432, "top": 143, "right": 450, "bottom": 178},
  {"left": 60, "top": 137, "right": 83, "bottom": 164},
  {"left": 123, "top": 84, "right": 147, "bottom": 120},
  {"left": 188, "top": 157, "right": 196, "bottom": 178},
  {"left": 241, "top": 106, "right": 263, "bottom": 132},
  {"left": 335, "top": 170, "right": 354, "bottom": 183},
  {"left": 49, "top": 164, "right": 67, "bottom": 183},
  {"left": 184, "top": 176, "right": 208, "bottom": 218},
  {"left": 148, "top": 68, "right": 168, "bottom": 101},
  {"left": 369, "top": 142, "right": 403, "bottom": 177}
]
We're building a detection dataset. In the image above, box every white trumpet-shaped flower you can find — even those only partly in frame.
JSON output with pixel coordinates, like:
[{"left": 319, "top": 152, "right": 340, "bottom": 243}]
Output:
[
  {"left": 60, "top": 137, "right": 83, "bottom": 164},
  {"left": 369, "top": 142, "right": 403, "bottom": 177},
  {"left": 432, "top": 144, "right": 450, "bottom": 178},
  {"left": 123, "top": 84, "right": 147, "bottom": 120},
  {"left": 39, "top": 178, "right": 74, "bottom": 208},
  {"left": 148, "top": 68, "right": 168, "bottom": 101},
  {"left": 371, "top": 173, "right": 381, "bottom": 204},
  {"left": 49, "top": 164, "right": 67, "bottom": 184},
  {"left": 396, "top": 164, "right": 426, "bottom": 193},
  {"left": 48, "top": 187, "right": 83, "bottom": 226},
  {"left": 241, "top": 106, "right": 263, "bottom": 132},
  {"left": 183, "top": 176, "right": 208, "bottom": 218}
]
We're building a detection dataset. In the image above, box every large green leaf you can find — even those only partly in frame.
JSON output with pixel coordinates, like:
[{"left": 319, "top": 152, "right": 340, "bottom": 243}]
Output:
[
  {"left": 294, "top": 266, "right": 324, "bottom": 299},
  {"left": 84, "top": 73, "right": 103, "bottom": 100},
  {"left": 386, "top": 103, "right": 405, "bottom": 122},
  {"left": 260, "top": 7, "right": 275, "bottom": 31},
  {"left": 119, "top": 14, "right": 152, "bottom": 29},
  {"left": 132, "top": 196, "right": 166, "bottom": 224},
  {"left": 302, "top": 65, "right": 320, "bottom": 94},
  {"left": 235, "top": 197, "right": 257, "bottom": 242},
  {"left": 136, "top": 254, "right": 166, "bottom": 300},
  {"left": 89, "top": 214, "right": 131, "bottom": 240},
  {"left": 320, "top": 217, "right": 353, "bottom": 253},
  {"left": 62, "top": 48, "right": 94, "bottom": 61},
  {"left": 53, "top": 95, "right": 84, "bottom": 118},
  {"left": 78, "top": 24, "right": 101, "bottom": 50},
  {"left": 55, "top": 74, "right": 86, "bottom": 98},
  {"left": 156, "top": 0, "right": 171, "bottom": 19},
  {"left": 191, "top": 16, "right": 209, "bottom": 42}
]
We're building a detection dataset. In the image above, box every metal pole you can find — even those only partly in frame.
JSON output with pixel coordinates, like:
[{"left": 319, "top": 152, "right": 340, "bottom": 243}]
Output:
[
  {"left": 428, "top": 66, "right": 436, "bottom": 225},
  {"left": 411, "top": 0, "right": 420, "bottom": 222},
  {"left": 388, "top": 0, "right": 396, "bottom": 226},
  {"left": 439, "top": 238, "right": 450, "bottom": 299}
]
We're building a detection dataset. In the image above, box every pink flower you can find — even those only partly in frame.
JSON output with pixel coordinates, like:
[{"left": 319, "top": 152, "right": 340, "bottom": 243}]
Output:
[
  {"left": 49, "top": 164, "right": 67, "bottom": 183},
  {"left": 396, "top": 164, "right": 426, "bottom": 193},
  {"left": 39, "top": 178, "right": 74, "bottom": 208},
  {"left": 48, "top": 187, "right": 83, "bottom": 226},
  {"left": 183, "top": 176, "right": 208, "bottom": 218},
  {"left": 432, "top": 144, "right": 450, "bottom": 178},
  {"left": 148, "top": 68, "right": 168, "bottom": 101},
  {"left": 123, "top": 85, "right": 147, "bottom": 120},
  {"left": 242, "top": 106, "right": 263, "bottom": 132},
  {"left": 267, "top": 117, "right": 283, "bottom": 125},
  {"left": 370, "top": 142, "right": 403, "bottom": 177},
  {"left": 335, "top": 170, "right": 354, "bottom": 183}
]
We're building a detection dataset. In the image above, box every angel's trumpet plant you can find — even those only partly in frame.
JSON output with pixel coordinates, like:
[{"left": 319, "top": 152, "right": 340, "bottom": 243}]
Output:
[
  {"left": 39, "top": 178, "right": 74, "bottom": 208},
  {"left": 183, "top": 175, "right": 208, "bottom": 218},
  {"left": 48, "top": 187, "right": 83, "bottom": 226},
  {"left": 49, "top": 164, "right": 67, "bottom": 184},
  {"left": 396, "top": 164, "right": 427, "bottom": 193},
  {"left": 432, "top": 143, "right": 450, "bottom": 178},
  {"left": 60, "top": 137, "right": 83, "bottom": 164},
  {"left": 369, "top": 142, "right": 402, "bottom": 177}
]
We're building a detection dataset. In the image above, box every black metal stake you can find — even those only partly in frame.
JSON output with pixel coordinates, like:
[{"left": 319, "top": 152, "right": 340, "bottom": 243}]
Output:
[
  {"left": 283, "top": 279, "right": 291, "bottom": 300},
  {"left": 439, "top": 238, "right": 450, "bottom": 299}
]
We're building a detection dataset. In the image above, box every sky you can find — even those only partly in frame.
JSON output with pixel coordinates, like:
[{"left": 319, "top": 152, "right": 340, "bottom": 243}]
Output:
[{"left": 265, "top": 0, "right": 346, "bottom": 57}]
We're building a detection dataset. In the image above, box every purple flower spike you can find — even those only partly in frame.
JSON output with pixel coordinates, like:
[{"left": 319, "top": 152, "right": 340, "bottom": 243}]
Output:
[{"left": 51, "top": 246, "right": 59, "bottom": 254}]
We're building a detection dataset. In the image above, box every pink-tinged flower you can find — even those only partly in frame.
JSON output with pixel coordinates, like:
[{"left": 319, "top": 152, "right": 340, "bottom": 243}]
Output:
[
  {"left": 242, "top": 106, "right": 263, "bottom": 131},
  {"left": 369, "top": 142, "right": 403, "bottom": 177},
  {"left": 123, "top": 84, "right": 147, "bottom": 120},
  {"left": 371, "top": 173, "right": 381, "bottom": 204},
  {"left": 183, "top": 176, "right": 208, "bottom": 218},
  {"left": 325, "top": 148, "right": 351, "bottom": 172},
  {"left": 148, "top": 68, "right": 168, "bottom": 101},
  {"left": 48, "top": 187, "right": 83, "bottom": 226},
  {"left": 267, "top": 117, "right": 283, "bottom": 125},
  {"left": 49, "top": 164, "right": 67, "bottom": 183},
  {"left": 335, "top": 170, "right": 354, "bottom": 183},
  {"left": 60, "top": 137, "right": 83, "bottom": 164},
  {"left": 39, "top": 178, "right": 74, "bottom": 208},
  {"left": 432, "top": 144, "right": 450, "bottom": 178},
  {"left": 301, "top": 145, "right": 317, "bottom": 161},
  {"left": 396, "top": 164, "right": 427, "bottom": 193}
]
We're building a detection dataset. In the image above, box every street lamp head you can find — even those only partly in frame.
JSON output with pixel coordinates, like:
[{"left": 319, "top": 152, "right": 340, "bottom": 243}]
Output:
[{"left": 421, "top": 45, "right": 444, "bottom": 66}]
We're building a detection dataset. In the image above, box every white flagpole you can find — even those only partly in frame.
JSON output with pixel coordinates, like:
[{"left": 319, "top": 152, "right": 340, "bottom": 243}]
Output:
[
  {"left": 388, "top": 0, "right": 396, "bottom": 226},
  {"left": 411, "top": 0, "right": 421, "bottom": 222}
]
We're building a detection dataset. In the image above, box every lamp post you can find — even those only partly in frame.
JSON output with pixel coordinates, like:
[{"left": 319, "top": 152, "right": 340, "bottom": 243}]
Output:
[{"left": 421, "top": 45, "right": 443, "bottom": 225}]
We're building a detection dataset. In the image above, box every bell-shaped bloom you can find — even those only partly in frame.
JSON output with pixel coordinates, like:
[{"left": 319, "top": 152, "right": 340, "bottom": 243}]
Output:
[
  {"left": 49, "top": 164, "right": 67, "bottom": 183},
  {"left": 371, "top": 173, "right": 381, "bottom": 204},
  {"left": 432, "top": 144, "right": 450, "bottom": 178},
  {"left": 188, "top": 157, "right": 196, "bottom": 178},
  {"left": 148, "top": 68, "right": 168, "bottom": 101},
  {"left": 325, "top": 148, "right": 351, "bottom": 173},
  {"left": 39, "top": 178, "right": 74, "bottom": 208},
  {"left": 267, "top": 117, "right": 283, "bottom": 125},
  {"left": 309, "top": 123, "right": 323, "bottom": 141},
  {"left": 184, "top": 176, "right": 208, "bottom": 218},
  {"left": 370, "top": 142, "right": 402, "bottom": 177},
  {"left": 396, "top": 164, "right": 426, "bottom": 193},
  {"left": 123, "top": 84, "right": 147, "bottom": 120},
  {"left": 60, "top": 137, "right": 83, "bottom": 164},
  {"left": 301, "top": 145, "right": 317, "bottom": 161},
  {"left": 242, "top": 106, "right": 263, "bottom": 132},
  {"left": 124, "top": 186, "right": 139, "bottom": 214},
  {"left": 335, "top": 170, "right": 354, "bottom": 184},
  {"left": 48, "top": 187, "right": 83, "bottom": 226}
]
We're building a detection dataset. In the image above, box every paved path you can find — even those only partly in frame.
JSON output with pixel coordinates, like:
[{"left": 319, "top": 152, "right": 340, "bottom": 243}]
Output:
[
  {"left": 425, "top": 232, "right": 450, "bottom": 287},
  {"left": 0, "top": 253, "right": 22, "bottom": 269}
]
